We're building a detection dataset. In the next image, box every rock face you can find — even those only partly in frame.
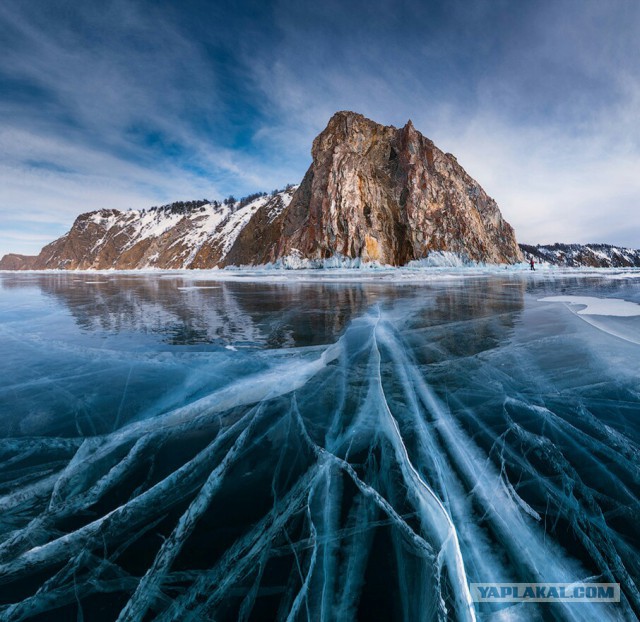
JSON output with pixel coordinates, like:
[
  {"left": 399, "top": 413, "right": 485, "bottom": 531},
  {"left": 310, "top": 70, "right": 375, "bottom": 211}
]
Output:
[
  {"left": 520, "top": 243, "right": 640, "bottom": 267},
  {"left": 1, "top": 111, "right": 524, "bottom": 270},
  {"left": 225, "top": 111, "right": 523, "bottom": 266}
]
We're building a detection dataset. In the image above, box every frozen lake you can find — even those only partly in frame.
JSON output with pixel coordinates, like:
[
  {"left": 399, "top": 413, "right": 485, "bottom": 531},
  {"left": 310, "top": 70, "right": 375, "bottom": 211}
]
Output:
[{"left": 0, "top": 269, "right": 638, "bottom": 621}]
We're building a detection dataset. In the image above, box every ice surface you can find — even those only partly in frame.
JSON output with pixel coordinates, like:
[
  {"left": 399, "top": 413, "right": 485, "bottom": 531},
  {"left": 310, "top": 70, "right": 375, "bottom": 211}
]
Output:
[{"left": 0, "top": 270, "right": 638, "bottom": 621}]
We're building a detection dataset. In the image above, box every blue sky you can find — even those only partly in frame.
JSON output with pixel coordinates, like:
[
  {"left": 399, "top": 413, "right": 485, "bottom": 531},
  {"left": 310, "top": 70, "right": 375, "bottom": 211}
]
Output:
[{"left": 1, "top": 0, "right": 639, "bottom": 257}]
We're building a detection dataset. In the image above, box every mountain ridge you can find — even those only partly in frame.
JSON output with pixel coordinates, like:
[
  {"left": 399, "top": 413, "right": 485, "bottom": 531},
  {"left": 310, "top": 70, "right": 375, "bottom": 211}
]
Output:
[
  {"left": 0, "top": 189, "right": 297, "bottom": 270},
  {"left": 520, "top": 243, "right": 640, "bottom": 268}
]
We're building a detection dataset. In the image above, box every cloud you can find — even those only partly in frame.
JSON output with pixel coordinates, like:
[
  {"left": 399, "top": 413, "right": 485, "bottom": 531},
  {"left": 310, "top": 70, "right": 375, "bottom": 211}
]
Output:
[
  {"left": 438, "top": 113, "right": 640, "bottom": 246},
  {"left": 0, "top": 1, "right": 301, "bottom": 255},
  {"left": 1, "top": 0, "right": 639, "bottom": 256}
]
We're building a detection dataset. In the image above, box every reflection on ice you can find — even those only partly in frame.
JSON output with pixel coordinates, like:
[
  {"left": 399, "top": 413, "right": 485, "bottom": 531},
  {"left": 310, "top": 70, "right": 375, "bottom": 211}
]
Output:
[{"left": 0, "top": 272, "right": 638, "bottom": 620}]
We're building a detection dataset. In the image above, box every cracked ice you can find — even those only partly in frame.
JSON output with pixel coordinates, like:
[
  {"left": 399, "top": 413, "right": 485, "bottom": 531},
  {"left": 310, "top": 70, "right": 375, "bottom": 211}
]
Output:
[{"left": 0, "top": 272, "right": 638, "bottom": 621}]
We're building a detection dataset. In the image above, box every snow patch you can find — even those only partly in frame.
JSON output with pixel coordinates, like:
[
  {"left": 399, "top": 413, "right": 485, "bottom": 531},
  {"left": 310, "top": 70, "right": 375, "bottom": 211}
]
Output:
[{"left": 540, "top": 296, "right": 640, "bottom": 317}]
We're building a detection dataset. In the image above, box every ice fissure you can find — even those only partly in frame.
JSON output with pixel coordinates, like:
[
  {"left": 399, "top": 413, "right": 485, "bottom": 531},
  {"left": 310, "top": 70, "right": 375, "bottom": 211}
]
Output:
[{"left": 0, "top": 296, "right": 637, "bottom": 621}]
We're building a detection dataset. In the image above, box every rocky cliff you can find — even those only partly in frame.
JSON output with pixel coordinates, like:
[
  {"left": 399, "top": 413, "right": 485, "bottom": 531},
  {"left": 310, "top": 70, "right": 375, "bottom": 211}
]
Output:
[
  {"left": 225, "top": 111, "right": 522, "bottom": 266},
  {"left": 1, "top": 111, "right": 524, "bottom": 270}
]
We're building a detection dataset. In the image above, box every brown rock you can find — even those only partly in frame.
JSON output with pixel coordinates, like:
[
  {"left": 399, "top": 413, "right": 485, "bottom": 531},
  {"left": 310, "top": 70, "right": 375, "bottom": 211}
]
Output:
[
  {"left": 0, "top": 254, "right": 38, "bottom": 270},
  {"left": 223, "top": 111, "right": 523, "bottom": 266}
]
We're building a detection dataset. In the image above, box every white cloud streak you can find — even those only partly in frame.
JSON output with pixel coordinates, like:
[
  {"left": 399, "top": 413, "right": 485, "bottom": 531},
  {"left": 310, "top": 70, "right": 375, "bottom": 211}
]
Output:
[{"left": 0, "top": 1, "right": 298, "bottom": 255}]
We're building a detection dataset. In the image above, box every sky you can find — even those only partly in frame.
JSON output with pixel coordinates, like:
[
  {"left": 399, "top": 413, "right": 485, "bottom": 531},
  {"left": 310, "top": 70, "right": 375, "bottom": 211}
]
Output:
[{"left": 1, "top": 0, "right": 639, "bottom": 257}]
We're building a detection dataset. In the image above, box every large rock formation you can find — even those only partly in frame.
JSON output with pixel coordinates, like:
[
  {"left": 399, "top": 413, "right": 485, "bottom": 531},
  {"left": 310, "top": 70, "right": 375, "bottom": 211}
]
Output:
[
  {"left": 1, "top": 111, "right": 524, "bottom": 270},
  {"left": 224, "top": 111, "right": 522, "bottom": 266}
]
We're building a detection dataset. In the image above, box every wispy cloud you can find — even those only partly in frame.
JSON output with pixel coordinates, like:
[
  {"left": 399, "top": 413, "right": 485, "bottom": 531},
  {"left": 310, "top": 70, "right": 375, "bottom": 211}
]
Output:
[{"left": 0, "top": 0, "right": 298, "bottom": 254}]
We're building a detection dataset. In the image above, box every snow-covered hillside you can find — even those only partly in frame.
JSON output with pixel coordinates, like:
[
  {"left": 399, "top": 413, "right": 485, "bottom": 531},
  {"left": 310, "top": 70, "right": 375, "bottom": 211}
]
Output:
[
  {"left": 22, "top": 187, "right": 297, "bottom": 270},
  {"left": 520, "top": 243, "right": 640, "bottom": 268}
]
